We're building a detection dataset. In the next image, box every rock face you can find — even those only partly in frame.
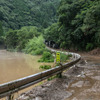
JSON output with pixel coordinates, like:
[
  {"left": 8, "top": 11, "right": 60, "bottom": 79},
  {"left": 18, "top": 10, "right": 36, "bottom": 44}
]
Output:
[
  {"left": 35, "top": 97, "right": 43, "bottom": 100},
  {"left": 78, "top": 58, "right": 87, "bottom": 65},
  {"left": 71, "top": 81, "right": 84, "bottom": 88},
  {"left": 89, "top": 48, "right": 100, "bottom": 55}
]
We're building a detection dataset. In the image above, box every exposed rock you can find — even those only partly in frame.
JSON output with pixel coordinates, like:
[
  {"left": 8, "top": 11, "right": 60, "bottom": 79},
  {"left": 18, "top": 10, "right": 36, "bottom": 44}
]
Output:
[
  {"left": 91, "top": 76, "right": 100, "bottom": 81},
  {"left": 83, "top": 81, "right": 91, "bottom": 87},
  {"left": 78, "top": 58, "right": 87, "bottom": 65},
  {"left": 17, "top": 96, "right": 29, "bottom": 100},
  {"left": 72, "top": 97, "right": 78, "bottom": 100},
  {"left": 35, "top": 97, "right": 42, "bottom": 100},
  {"left": 89, "top": 48, "right": 100, "bottom": 55},
  {"left": 71, "top": 81, "right": 84, "bottom": 88}
]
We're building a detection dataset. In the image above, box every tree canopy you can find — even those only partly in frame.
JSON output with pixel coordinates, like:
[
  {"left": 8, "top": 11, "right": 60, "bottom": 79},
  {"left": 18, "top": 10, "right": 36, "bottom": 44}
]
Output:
[
  {"left": 44, "top": 0, "right": 100, "bottom": 51},
  {"left": 0, "top": 0, "right": 60, "bottom": 31}
]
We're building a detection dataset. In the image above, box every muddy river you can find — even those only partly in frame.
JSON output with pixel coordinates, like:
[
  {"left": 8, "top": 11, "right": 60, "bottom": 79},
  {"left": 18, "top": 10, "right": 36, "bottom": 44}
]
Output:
[{"left": 0, "top": 50, "right": 53, "bottom": 84}]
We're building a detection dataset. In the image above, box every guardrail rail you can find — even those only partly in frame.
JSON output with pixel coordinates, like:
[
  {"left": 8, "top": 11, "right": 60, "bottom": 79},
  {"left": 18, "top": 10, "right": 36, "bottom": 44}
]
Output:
[{"left": 0, "top": 47, "right": 81, "bottom": 100}]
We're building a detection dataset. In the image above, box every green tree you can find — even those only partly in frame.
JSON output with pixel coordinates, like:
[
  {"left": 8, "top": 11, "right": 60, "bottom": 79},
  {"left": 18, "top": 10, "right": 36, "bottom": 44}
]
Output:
[
  {"left": 0, "top": 21, "right": 3, "bottom": 44},
  {"left": 82, "top": 1, "right": 100, "bottom": 48},
  {"left": 24, "top": 35, "right": 46, "bottom": 55},
  {"left": 0, "top": 21, "right": 3, "bottom": 36},
  {"left": 5, "top": 26, "right": 41, "bottom": 51},
  {"left": 44, "top": 23, "right": 59, "bottom": 42},
  {"left": 16, "top": 26, "right": 40, "bottom": 50},
  {"left": 44, "top": 0, "right": 100, "bottom": 51},
  {"left": 6, "top": 29, "right": 18, "bottom": 49},
  {"left": 0, "top": 0, "right": 60, "bottom": 30}
]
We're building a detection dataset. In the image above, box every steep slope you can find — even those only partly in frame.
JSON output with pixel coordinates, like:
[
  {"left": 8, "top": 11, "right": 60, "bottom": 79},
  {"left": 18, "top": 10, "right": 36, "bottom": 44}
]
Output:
[{"left": 44, "top": 0, "right": 100, "bottom": 51}]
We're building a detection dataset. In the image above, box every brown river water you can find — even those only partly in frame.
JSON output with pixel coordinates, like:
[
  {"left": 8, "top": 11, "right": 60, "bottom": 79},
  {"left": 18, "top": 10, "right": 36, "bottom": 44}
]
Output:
[
  {"left": 0, "top": 50, "right": 40, "bottom": 84},
  {"left": 0, "top": 49, "right": 53, "bottom": 84}
]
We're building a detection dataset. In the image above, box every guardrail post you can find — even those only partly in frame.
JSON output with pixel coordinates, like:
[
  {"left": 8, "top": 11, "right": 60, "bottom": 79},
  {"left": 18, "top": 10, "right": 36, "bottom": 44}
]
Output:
[
  {"left": 57, "top": 72, "right": 62, "bottom": 78},
  {"left": 6, "top": 94, "right": 14, "bottom": 100},
  {"left": 57, "top": 63, "right": 63, "bottom": 78}
]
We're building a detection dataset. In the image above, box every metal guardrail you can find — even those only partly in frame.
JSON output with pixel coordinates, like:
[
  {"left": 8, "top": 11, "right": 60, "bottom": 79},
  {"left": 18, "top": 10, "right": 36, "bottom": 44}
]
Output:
[{"left": 0, "top": 48, "right": 81, "bottom": 99}]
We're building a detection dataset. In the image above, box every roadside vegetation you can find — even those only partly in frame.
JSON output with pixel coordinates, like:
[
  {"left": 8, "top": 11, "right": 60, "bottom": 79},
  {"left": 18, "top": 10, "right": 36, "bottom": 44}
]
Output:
[
  {"left": 38, "top": 51, "right": 54, "bottom": 62},
  {"left": 60, "top": 53, "right": 72, "bottom": 62},
  {"left": 24, "top": 35, "right": 46, "bottom": 55},
  {"left": 39, "top": 65, "right": 51, "bottom": 70},
  {"left": 5, "top": 26, "right": 41, "bottom": 51}
]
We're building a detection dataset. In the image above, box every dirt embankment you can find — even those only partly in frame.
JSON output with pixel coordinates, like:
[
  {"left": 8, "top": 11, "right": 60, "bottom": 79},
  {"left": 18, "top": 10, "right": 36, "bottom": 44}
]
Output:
[
  {"left": 89, "top": 48, "right": 100, "bottom": 55},
  {"left": 16, "top": 49, "right": 100, "bottom": 100}
]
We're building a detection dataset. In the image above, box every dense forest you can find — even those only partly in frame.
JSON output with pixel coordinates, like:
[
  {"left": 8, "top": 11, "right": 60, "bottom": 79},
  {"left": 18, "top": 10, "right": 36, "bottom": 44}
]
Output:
[
  {"left": 0, "top": 0, "right": 60, "bottom": 50},
  {"left": 0, "top": 0, "right": 100, "bottom": 53},
  {"left": 0, "top": 0, "right": 60, "bottom": 30},
  {"left": 44, "top": 0, "right": 100, "bottom": 51}
]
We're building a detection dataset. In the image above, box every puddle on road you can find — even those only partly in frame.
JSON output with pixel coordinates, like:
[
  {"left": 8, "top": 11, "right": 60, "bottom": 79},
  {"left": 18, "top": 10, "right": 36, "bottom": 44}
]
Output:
[
  {"left": 83, "top": 55, "right": 100, "bottom": 65},
  {"left": 66, "top": 76, "right": 95, "bottom": 100},
  {"left": 65, "top": 55, "right": 100, "bottom": 100}
]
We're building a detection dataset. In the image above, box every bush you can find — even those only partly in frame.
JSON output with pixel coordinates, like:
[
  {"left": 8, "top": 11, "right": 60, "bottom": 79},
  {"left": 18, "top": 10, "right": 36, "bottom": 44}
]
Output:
[
  {"left": 48, "top": 75, "right": 57, "bottom": 81},
  {"left": 39, "top": 65, "right": 51, "bottom": 69},
  {"left": 6, "top": 29, "right": 18, "bottom": 49},
  {"left": 24, "top": 35, "right": 46, "bottom": 55},
  {"left": 5, "top": 26, "right": 41, "bottom": 51},
  {"left": 86, "top": 43, "right": 94, "bottom": 51},
  {"left": 67, "top": 54, "right": 72, "bottom": 57},
  {"left": 60, "top": 53, "right": 72, "bottom": 62},
  {"left": 38, "top": 51, "right": 54, "bottom": 62},
  {"left": 16, "top": 26, "right": 40, "bottom": 50}
]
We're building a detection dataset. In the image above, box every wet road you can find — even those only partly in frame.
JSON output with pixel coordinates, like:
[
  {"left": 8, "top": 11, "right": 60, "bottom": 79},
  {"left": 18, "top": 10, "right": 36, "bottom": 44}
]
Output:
[{"left": 65, "top": 55, "right": 100, "bottom": 100}]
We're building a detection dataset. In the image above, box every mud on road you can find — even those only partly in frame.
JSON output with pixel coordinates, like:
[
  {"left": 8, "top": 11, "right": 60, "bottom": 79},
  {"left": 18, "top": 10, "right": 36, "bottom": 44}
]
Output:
[{"left": 17, "top": 54, "right": 100, "bottom": 100}]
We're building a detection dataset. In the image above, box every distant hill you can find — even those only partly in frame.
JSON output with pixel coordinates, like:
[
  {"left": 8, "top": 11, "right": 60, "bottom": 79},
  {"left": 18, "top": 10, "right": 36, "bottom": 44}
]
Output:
[{"left": 0, "top": 0, "right": 60, "bottom": 31}]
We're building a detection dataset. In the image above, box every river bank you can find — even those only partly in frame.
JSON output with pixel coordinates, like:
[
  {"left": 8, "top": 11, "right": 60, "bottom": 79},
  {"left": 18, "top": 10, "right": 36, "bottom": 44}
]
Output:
[{"left": 16, "top": 52, "right": 100, "bottom": 100}]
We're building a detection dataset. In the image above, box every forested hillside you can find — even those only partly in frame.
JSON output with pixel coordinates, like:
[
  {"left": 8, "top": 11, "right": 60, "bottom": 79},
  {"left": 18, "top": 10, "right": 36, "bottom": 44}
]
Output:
[
  {"left": 0, "top": 0, "right": 60, "bottom": 31},
  {"left": 0, "top": 0, "right": 100, "bottom": 52},
  {"left": 44, "top": 0, "right": 100, "bottom": 51}
]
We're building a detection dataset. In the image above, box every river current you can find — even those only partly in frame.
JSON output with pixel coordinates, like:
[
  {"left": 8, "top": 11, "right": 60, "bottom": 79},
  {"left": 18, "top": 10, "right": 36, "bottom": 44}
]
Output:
[{"left": 0, "top": 49, "right": 51, "bottom": 84}]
